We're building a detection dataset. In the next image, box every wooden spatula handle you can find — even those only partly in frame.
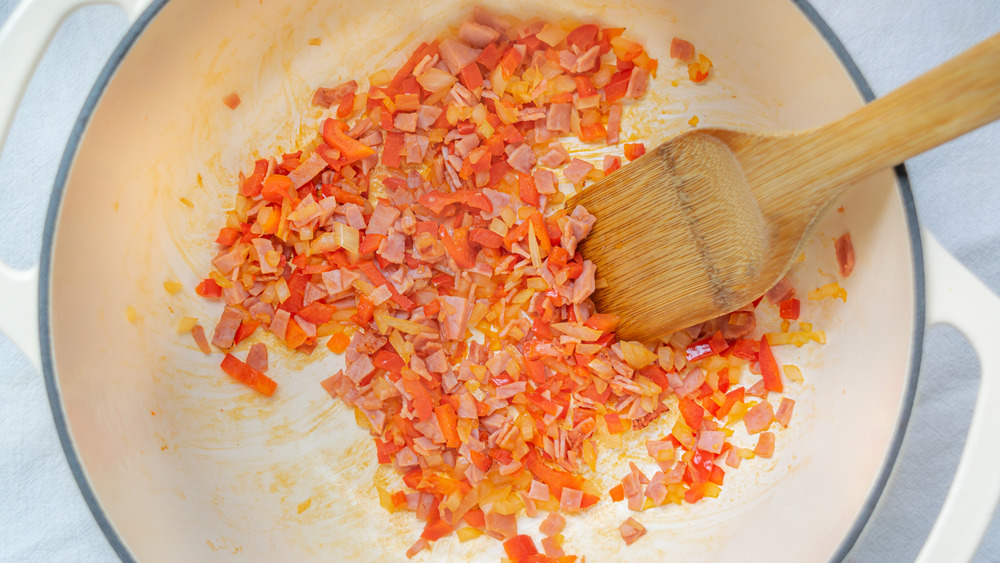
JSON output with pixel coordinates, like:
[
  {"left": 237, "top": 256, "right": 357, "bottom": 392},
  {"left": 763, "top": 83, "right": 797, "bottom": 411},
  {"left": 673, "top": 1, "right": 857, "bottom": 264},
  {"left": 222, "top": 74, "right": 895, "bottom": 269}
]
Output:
[{"left": 759, "top": 33, "right": 1000, "bottom": 200}]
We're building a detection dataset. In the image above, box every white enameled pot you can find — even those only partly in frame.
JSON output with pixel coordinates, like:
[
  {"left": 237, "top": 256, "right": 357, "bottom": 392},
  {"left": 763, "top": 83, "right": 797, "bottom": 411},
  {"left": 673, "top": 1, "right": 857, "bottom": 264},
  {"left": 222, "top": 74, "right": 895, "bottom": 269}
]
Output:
[{"left": 1, "top": 0, "right": 999, "bottom": 561}]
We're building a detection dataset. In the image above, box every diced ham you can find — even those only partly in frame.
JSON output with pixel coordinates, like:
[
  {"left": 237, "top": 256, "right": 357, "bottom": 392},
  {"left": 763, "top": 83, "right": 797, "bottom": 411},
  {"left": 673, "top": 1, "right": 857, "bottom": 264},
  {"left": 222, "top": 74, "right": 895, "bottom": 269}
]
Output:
[
  {"left": 342, "top": 203, "right": 367, "bottom": 231},
  {"left": 538, "top": 145, "right": 570, "bottom": 167},
  {"left": 252, "top": 238, "right": 277, "bottom": 274},
  {"left": 351, "top": 330, "right": 387, "bottom": 357},
  {"left": 622, "top": 471, "right": 644, "bottom": 511},
  {"left": 345, "top": 354, "right": 376, "bottom": 384},
  {"left": 495, "top": 381, "right": 527, "bottom": 399},
  {"left": 626, "top": 67, "right": 650, "bottom": 99},
  {"left": 571, "top": 260, "right": 596, "bottom": 304},
  {"left": 191, "top": 325, "right": 212, "bottom": 354},
  {"left": 269, "top": 309, "right": 291, "bottom": 340},
  {"left": 541, "top": 536, "right": 565, "bottom": 559},
  {"left": 485, "top": 511, "right": 518, "bottom": 540},
  {"left": 775, "top": 397, "right": 795, "bottom": 427},
  {"left": 425, "top": 349, "right": 448, "bottom": 373},
  {"left": 222, "top": 282, "right": 249, "bottom": 306},
  {"left": 557, "top": 50, "right": 578, "bottom": 73},
  {"left": 528, "top": 480, "right": 550, "bottom": 502},
  {"left": 360, "top": 130, "right": 384, "bottom": 147},
  {"left": 725, "top": 445, "right": 742, "bottom": 468},
  {"left": 506, "top": 143, "right": 536, "bottom": 174},
  {"left": 454, "top": 134, "right": 480, "bottom": 158},
  {"left": 212, "top": 245, "right": 245, "bottom": 274},
  {"left": 619, "top": 517, "right": 646, "bottom": 546},
  {"left": 644, "top": 471, "right": 668, "bottom": 505},
  {"left": 755, "top": 431, "right": 776, "bottom": 457},
  {"left": 481, "top": 188, "right": 511, "bottom": 219},
  {"left": 473, "top": 6, "right": 511, "bottom": 32},
  {"left": 393, "top": 112, "right": 418, "bottom": 132},
  {"left": 404, "top": 133, "right": 430, "bottom": 164},
  {"left": 744, "top": 400, "right": 775, "bottom": 434},
  {"left": 560, "top": 205, "right": 597, "bottom": 255},
  {"left": 721, "top": 310, "right": 756, "bottom": 339},
  {"left": 211, "top": 306, "right": 245, "bottom": 349},
  {"left": 696, "top": 430, "right": 726, "bottom": 454},
  {"left": 518, "top": 107, "right": 547, "bottom": 122},
  {"left": 539, "top": 511, "right": 565, "bottom": 535},
  {"left": 559, "top": 487, "right": 583, "bottom": 512},
  {"left": 457, "top": 392, "right": 477, "bottom": 418},
  {"left": 746, "top": 378, "right": 769, "bottom": 398},
  {"left": 439, "top": 38, "right": 482, "bottom": 74},
  {"left": 311, "top": 80, "right": 358, "bottom": 108},
  {"left": 765, "top": 275, "right": 795, "bottom": 304},
  {"left": 322, "top": 268, "right": 358, "bottom": 296},
  {"left": 247, "top": 342, "right": 268, "bottom": 372},
  {"left": 459, "top": 20, "right": 500, "bottom": 48},
  {"left": 286, "top": 152, "right": 327, "bottom": 188},
  {"left": 571, "top": 45, "right": 600, "bottom": 73},
  {"left": 303, "top": 282, "right": 328, "bottom": 306},
  {"left": 835, "top": 232, "right": 855, "bottom": 277},
  {"left": 645, "top": 440, "right": 676, "bottom": 463},
  {"left": 367, "top": 204, "right": 401, "bottom": 235},
  {"left": 670, "top": 37, "right": 696, "bottom": 62},
  {"left": 563, "top": 158, "right": 594, "bottom": 184},
  {"left": 378, "top": 231, "right": 407, "bottom": 264},
  {"left": 533, "top": 168, "right": 556, "bottom": 194},
  {"left": 438, "top": 295, "right": 472, "bottom": 340},
  {"left": 248, "top": 301, "right": 274, "bottom": 324},
  {"left": 607, "top": 103, "right": 623, "bottom": 145},
  {"left": 486, "top": 350, "right": 511, "bottom": 377},
  {"left": 546, "top": 103, "right": 572, "bottom": 132},
  {"left": 674, "top": 367, "right": 706, "bottom": 398},
  {"left": 415, "top": 105, "right": 443, "bottom": 129}
]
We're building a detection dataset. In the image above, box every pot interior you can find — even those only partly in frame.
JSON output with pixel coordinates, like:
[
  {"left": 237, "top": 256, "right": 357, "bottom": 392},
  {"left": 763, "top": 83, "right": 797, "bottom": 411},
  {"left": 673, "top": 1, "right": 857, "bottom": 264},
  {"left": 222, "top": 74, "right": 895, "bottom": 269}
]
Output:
[{"left": 46, "top": 0, "right": 917, "bottom": 560}]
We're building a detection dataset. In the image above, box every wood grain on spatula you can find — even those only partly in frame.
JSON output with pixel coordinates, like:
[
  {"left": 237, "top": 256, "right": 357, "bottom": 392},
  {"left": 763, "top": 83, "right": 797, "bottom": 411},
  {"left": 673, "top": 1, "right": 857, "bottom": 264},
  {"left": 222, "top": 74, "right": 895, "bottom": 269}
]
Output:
[{"left": 570, "top": 33, "right": 1000, "bottom": 341}]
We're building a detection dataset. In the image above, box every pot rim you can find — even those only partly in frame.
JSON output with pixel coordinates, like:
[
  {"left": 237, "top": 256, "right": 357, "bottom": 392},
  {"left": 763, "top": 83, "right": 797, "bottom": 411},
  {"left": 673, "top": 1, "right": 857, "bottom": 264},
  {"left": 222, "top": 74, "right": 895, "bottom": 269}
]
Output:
[{"left": 36, "top": 1, "right": 926, "bottom": 560}]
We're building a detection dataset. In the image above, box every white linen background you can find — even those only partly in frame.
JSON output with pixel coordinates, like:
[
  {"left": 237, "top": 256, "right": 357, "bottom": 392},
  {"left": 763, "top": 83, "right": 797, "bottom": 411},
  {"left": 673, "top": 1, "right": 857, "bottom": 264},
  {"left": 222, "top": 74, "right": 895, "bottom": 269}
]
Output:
[{"left": 0, "top": 0, "right": 997, "bottom": 561}]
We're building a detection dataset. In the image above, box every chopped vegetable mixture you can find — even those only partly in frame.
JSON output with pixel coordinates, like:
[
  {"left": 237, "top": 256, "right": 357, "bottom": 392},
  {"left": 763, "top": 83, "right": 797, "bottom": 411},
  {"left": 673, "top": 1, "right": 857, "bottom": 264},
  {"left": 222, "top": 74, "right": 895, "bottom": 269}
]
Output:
[{"left": 192, "top": 7, "right": 846, "bottom": 560}]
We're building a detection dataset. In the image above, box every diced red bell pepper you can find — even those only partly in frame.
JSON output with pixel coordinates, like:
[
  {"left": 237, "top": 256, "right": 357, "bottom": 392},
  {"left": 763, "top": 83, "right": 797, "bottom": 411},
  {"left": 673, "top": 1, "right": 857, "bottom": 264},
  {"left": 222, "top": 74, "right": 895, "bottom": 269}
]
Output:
[
  {"left": 504, "top": 535, "right": 538, "bottom": 559},
  {"left": 233, "top": 319, "right": 260, "bottom": 346},
  {"left": 261, "top": 174, "right": 293, "bottom": 203},
  {"left": 220, "top": 353, "right": 277, "bottom": 396},
  {"left": 298, "top": 301, "right": 336, "bottom": 325},
  {"left": 758, "top": 336, "right": 783, "bottom": 392},
  {"left": 458, "top": 63, "right": 483, "bottom": 90},
  {"left": 381, "top": 131, "right": 405, "bottom": 168},
  {"left": 499, "top": 46, "right": 524, "bottom": 79},
  {"left": 351, "top": 294, "right": 375, "bottom": 326},
  {"left": 678, "top": 397, "right": 705, "bottom": 429},
  {"left": 567, "top": 24, "right": 599, "bottom": 50},
  {"left": 195, "top": 278, "right": 223, "bottom": 298},
  {"left": 321, "top": 118, "right": 375, "bottom": 164},
  {"left": 518, "top": 173, "right": 540, "bottom": 207},
  {"left": 216, "top": 227, "right": 241, "bottom": 246},
  {"left": 240, "top": 159, "right": 268, "bottom": 197},
  {"left": 477, "top": 42, "right": 502, "bottom": 70},
  {"left": 441, "top": 226, "right": 477, "bottom": 269},
  {"left": 470, "top": 228, "right": 503, "bottom": 249},
  {"left": 624, "top": 142, "right": 646, "bottom": 161},
  {"left": 779, "top": 298, "right": 801, "bottom": 320},
  {"left": 421, "top": 518, "right": 453, "bottom": 542},
  {"left": 336, "top": 91, "right": 355, "bottom": 119}
]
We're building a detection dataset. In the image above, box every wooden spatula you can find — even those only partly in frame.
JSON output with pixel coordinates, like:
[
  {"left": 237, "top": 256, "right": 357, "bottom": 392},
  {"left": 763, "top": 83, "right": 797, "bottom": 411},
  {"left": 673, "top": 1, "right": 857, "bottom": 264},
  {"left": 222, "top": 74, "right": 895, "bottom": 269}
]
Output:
[{"left": 568, "top": 33, "right": 1000, "bottom": 341}]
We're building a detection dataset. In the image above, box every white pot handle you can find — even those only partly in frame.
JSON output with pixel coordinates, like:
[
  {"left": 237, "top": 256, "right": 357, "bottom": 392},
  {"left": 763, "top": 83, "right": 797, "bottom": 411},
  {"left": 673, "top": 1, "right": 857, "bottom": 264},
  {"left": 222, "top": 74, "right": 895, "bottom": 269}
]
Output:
[
  {"left": 0, "top": 0, "right": 151, "bottom": 371},
  {"left": 916, "top": 230, "right": 1000, "bottom": 562}
]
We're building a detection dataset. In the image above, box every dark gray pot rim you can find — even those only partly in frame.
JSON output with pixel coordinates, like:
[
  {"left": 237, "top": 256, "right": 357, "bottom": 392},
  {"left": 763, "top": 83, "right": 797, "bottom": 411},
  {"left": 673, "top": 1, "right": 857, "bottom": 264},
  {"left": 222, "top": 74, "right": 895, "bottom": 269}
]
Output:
[{"left": 37, "top": 1, "right": 924, "bottom": 560}]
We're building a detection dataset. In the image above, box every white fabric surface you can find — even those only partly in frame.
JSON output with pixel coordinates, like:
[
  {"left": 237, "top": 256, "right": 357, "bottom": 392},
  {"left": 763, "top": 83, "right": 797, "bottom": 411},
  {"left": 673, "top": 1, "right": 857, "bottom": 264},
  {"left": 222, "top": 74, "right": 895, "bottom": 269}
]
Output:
[{"left": 0, "top": 1, "right": 997, "bottom": 561}]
